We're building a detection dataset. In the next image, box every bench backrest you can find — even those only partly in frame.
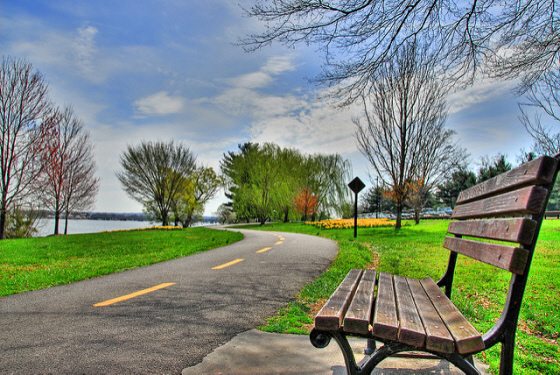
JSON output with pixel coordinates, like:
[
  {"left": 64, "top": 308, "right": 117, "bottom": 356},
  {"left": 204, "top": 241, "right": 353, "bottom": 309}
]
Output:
[
  {"left": 445, "top": 156, "right": 558, "bottom": 275},
  {"left": 442, "top": 155, "right": 559, "bottom": 337}
]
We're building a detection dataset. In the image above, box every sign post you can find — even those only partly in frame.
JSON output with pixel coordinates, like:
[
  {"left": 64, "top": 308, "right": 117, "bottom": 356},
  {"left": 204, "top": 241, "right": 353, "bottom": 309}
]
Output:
[{"left": 348, "top": 177, "right": 365, "bottom": 238}]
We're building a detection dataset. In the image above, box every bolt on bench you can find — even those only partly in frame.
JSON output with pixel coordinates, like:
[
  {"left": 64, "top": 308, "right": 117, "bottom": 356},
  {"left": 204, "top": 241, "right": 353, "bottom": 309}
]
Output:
[{"left": 310, "top": 155, "right": 560, "bottom": 374}]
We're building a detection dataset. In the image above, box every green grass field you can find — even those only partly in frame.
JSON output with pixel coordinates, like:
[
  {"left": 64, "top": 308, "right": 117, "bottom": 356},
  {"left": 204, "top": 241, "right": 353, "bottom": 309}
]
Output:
[
  {"left": 247, "top": 220, "right": 560, "bottom": 374},
  {"left": 0, "top": 227, "right": 243, "bottom": 297}
]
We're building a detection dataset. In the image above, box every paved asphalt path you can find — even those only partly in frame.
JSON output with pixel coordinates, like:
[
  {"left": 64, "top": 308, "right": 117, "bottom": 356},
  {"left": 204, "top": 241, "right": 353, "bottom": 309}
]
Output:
[{"left": 0, "top": 229, "right": 337, "bottom": 374}]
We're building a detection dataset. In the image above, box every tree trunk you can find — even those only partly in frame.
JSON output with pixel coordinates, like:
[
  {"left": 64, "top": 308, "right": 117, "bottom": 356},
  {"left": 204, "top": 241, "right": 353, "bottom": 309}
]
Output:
[
  {"left": 0, "top": 207, "right": 6, "bottom": 240},
  {"left": 414, "top": 208, "right": 420, "bottom": 224},
  {"left": 64, "top": 210, "right": 69, "bottom": 235},
  {"left": 54, "top": 210, "right": 60, "bottom": 235},
  {"left": 161, "top": 211, "right": 169, "bottom": 226},
  {"left": 283, "top": 208, "right": 289, "bottom": 223},
  {"left": 395, "top": 203, "right": 402, "bottom": 230},
  {"left": 184, "top": 213, "right": 193, "bottom": 228}
]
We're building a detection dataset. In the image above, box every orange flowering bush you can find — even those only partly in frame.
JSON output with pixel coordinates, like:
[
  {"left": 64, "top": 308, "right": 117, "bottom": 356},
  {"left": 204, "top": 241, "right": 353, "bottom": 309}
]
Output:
[{"left": 305, "top": 218, "right": 395, "bottom": 229}]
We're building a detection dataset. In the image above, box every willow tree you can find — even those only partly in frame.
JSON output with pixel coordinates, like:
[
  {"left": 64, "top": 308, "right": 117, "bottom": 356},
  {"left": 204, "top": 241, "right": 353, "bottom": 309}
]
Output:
[
  {"left": 117, "top": 141, "right": 196, "bottom": 226},
  {"left": 304, "top": 154, "right": 351, "bottom": 220},
  {"left": 355, "top": 42, "right": 454, "bottom": 229},
  {"left": 221, "top": 142, "right": 351, "bottom": 223}
]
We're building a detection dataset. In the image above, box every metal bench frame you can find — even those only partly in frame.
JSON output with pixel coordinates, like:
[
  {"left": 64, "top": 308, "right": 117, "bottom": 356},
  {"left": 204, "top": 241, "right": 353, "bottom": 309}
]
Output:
[{"left": 310, "top": 154, "right": 560, "bottom": 375}]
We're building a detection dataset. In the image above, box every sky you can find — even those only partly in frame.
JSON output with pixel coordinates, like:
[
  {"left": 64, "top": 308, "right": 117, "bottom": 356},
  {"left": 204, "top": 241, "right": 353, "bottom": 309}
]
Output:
[{"left": 0, "top": 0, "right": 536, "bottom": 215}]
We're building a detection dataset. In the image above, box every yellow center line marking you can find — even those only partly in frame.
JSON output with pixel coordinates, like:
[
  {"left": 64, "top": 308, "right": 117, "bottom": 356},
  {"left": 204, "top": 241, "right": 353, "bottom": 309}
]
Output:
[
  {"left": 277, "top": 236, "right": 285, "bottom": 241},
  {"left": 275, "top": 240, "right": 284, "bottom": 245},
  {"left": 93, "top": 282, "right": 176, "bottom": 307},
  {"left": 256, "top": 246, "right": 273, "bottom": 254},
  {"left": 212, "top": 258, "right": 244, "bottom": 270}
]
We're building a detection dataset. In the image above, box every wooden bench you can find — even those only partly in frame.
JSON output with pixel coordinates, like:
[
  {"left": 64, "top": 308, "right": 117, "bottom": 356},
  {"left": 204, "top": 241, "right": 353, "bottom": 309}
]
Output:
[{"left": 310, "top": 155, "right": 560, "bottom": 375}]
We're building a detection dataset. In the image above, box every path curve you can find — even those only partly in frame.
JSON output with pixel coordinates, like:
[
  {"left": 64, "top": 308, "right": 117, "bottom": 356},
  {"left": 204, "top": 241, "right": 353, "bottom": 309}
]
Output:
[{"left": 0, "top": 228, "right": 337, "bottom": 374}]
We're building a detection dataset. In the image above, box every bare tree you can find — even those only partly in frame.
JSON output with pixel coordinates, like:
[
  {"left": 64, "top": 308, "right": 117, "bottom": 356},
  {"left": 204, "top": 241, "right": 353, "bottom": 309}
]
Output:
[
  {"left": 406, "top": 124, "right": 465, "bottom": 224},
  {"left": 0, "top": 56, "right": 54, "bottom": 239},
  {"left": 243, "top": 0, "right": 560, "bottom": 101},
  {"left": 518, "top": 72, "right": 560, "bottom": 156},
  {"left": 39, "top": 106, "right": 99, "bottom": 235},
  {"left": 355, "top": 42, "right": 451, "bottom": 229},
  {"left": 61, "top": 112, "right": 99, "bottom": 235},
  {"left": 117, "top": 141, "right": 196, "bottom": 226}
]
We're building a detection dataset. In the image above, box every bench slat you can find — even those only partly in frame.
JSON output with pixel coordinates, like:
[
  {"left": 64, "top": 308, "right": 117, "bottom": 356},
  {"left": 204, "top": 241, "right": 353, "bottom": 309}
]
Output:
[
  {"left": 407, "top": 278, "right": 455, "bottom": 353},
  {"left": 452, "top": 186, "right": 548, "bottom": 220},
  {"left": 447, "top": 218, "right": 538, "bottom": 245},
  {"left": 372, "top": 272, "right": 399, "bottom": 340},
  {"left": 421, "top": 278, "right": 484, "bottom": 355},
  {"left": 315, "top": 269, "right": 362, "bottom": 331},
  {"left": 394, "top": 275, "right": 425, "bottom": 348},
  {"left": 456, "top": 156, "right": 558, "bottom": 204},
  {"left": 344, "top": 269, "right": 376, "bottom": 335},
  {"left": 443, "top": 236, "right": 529, "bottom": 274}
]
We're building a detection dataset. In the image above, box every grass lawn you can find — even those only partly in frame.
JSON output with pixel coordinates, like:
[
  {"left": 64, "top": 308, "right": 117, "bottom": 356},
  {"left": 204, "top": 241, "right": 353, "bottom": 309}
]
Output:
[
  {"left": 0, "top": 227, "right": 243, "bottom": 297},
  {"left": 245, "top": 219, "right": 560, "bottom": 374}
]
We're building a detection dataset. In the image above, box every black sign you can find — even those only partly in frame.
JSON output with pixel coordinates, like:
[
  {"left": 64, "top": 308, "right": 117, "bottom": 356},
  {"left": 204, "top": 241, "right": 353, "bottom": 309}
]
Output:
[{"left": 348, "top": 177, "right": 365, "bottom": 194}]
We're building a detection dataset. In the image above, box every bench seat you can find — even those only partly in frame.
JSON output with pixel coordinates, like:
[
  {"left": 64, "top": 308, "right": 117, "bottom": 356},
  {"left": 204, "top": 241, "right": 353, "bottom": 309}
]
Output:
[{"left": 314, "top": 269, "right": 484, "bottom": 355}]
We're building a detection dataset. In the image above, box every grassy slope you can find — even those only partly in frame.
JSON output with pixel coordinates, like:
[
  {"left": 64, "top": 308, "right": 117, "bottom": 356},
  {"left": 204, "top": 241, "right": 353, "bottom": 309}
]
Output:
[
  {"left": 0, "top": 227, "right": 243, "bottom": 297},
  {"left": 247, "top": 220, "right": 560, "bottom": 375}
]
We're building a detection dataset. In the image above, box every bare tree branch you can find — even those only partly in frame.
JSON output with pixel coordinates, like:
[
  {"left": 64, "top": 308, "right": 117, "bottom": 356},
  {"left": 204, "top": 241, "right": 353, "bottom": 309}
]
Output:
[{"left": 242, "top": 0, "right": 560, "bottom": 102}]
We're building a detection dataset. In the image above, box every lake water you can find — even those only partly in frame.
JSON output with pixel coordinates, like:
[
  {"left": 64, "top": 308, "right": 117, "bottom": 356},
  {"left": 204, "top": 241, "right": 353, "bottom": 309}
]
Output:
[
  {"left": 35, "top": 219, "right": 156, "bottom": 237},
  {"left": 35, "top": 217, "right": 220, "bottom": 237}
]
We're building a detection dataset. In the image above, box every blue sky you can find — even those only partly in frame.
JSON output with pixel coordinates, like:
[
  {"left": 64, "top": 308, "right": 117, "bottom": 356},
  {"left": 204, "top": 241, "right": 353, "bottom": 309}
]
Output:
[{"left": 0, "top": 0, "right": 534, "bottom": 214}]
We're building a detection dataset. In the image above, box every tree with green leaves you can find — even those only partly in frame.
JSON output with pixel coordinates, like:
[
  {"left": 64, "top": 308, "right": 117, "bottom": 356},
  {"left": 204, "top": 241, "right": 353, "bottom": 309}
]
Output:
[
  {"left": 221, "top": 142, "right": 261, "bottom": 223},
  {"left": 171, "top": 166, "right": 222, "bottom": 227},
  {"left": 477, "top": 154, "right": 512, "bottom": 183},
  {"left": 303, "top": 154, "right": 351, "bottom": 220},
  {"left": 360, "top": 186, "right": 395, "bottom": 215},
  {"left": 436, "top": 165, "right": 477, "bottom": 208},
  {"left": 277, "top": 147, "right": 306, "bottom": 222},
  {"left": 221, "top": 142, "right": 351, "bottom": 224},
  {"left": 117, "top": 141, "right": 196, "bottom": 226}
]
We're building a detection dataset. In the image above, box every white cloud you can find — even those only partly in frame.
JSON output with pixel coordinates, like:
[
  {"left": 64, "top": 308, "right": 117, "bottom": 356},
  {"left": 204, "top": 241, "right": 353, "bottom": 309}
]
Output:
[
  {"left": 230, "top": 71, "right": 272, "bottom": 89},
  {"left": 73, "top": 26, "right": 98, "bottom": 78},
  {"left": 248, "top": 94, "right": 359, "bottom": 156},
  {"left": 227, "top": 54, "right": 296, "bottom": 89},
  {"left": 134, "top": 91, "right": 185, "bottom": 116},
  {"left": 447, "top": 78, "right": 516, "bottom": 114},
  {"left": 262, "top": 55, "right": 296, "bottom": 74}
]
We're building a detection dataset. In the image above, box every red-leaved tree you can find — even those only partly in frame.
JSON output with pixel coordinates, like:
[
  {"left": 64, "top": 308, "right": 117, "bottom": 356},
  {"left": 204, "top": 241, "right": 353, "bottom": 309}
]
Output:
[
  {"left": 40, "top": 106, "right": 99, "bottom": 235},
  {"left": 294, "top": 187, "right": 318, "bottom": 221}
]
